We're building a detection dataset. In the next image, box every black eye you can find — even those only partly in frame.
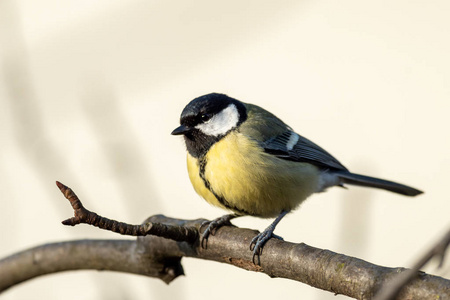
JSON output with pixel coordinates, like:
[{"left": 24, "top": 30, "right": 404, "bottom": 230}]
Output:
[{"left": 201, "top": 113, "right": 212, "bottom": 122}]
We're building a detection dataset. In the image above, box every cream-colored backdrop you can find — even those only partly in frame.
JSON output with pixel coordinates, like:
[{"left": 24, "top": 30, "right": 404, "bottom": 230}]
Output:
[{"left": 1, "top": 1, "right": 449, "bottom": 299}]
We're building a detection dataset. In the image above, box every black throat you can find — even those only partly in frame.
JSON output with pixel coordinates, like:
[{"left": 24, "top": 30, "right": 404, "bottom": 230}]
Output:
[{"left": 183, "top": 129, "right": 222, "bottom": 159}]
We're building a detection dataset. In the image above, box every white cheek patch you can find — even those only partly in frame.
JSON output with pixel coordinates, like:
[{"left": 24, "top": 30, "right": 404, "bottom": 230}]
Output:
[
  {"left": 286, "top": 132, "right": 300, "bottom": 151},
  {"left": 195, "top": 104, "right": 239, "bottom": 136}
]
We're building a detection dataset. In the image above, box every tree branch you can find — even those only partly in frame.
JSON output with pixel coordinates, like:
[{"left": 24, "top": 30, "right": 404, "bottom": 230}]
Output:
[
  {"left": 0, "top": 182, "right": 448, "bottom": 299},
  {"left": 57, "top": 181, "right": 198, "bottom": 243},
  {"left": 1, "top": 215, "right": 449, "bottom": 298},
  {"left": 0, "top": 239, "right": 183, "bottom": 292}
]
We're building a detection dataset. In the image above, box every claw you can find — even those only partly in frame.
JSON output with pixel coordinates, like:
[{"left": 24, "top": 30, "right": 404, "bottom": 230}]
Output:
[
  {"left": 250, "top": 230, "right": 282, "bottom": 265},
  {"left": 248, "top": 210, "right": 288, "bottom": 265},
  {"left": 200, "top": 214, "right": 238, "bottom": 249}
]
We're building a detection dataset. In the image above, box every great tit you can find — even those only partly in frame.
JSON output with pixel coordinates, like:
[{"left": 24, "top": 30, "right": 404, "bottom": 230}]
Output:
[{"left": 171, "top": 93, "right": 422, "bottom": 263}]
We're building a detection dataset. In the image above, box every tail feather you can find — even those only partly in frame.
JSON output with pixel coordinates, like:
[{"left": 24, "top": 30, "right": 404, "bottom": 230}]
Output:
[{"left": 336, "top": 171, "right": 423, "bottom": 196}]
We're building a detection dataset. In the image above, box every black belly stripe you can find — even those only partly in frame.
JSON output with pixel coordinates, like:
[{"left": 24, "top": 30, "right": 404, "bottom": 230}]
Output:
[{"left": 198, "top": 157, "right": 248, "bottom": 215}]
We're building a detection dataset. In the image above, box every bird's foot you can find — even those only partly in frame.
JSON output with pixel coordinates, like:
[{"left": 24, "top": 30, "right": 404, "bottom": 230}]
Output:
[
  {"left": 201, "top": 214, "right": 237, "bottom": 249},
  {"left": 249, "top": 210, "right": 288, "bottom": 265},
  {"left": 249, "top": 229, "right": 284, "bottom": 265}
]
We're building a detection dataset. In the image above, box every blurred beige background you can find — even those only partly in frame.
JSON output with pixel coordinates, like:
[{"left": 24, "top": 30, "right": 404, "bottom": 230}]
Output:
[{"left": 1, "top": 0, "right": 449, "bottom": 299}]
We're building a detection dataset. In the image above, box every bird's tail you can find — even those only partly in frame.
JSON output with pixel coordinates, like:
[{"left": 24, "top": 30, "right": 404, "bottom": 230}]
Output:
[{"left": 335, "top": 171, "right": 423, "bottom": 196}]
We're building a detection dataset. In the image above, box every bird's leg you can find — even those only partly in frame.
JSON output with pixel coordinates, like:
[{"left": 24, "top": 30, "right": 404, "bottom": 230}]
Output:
[
  {"left": 201, "top": 214, "right": 240, "bottom": 249},
  {"left": 250, "top": 210, "right": 289, "bottom": 265}
]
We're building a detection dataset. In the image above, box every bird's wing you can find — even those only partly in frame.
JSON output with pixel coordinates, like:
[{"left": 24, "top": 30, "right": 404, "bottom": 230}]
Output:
[
  {"left": 240, "top": 104, "right": 348, "bottom": 171},
  {"left": 261, "top": 130, "right": 348, "bottom": 171}
]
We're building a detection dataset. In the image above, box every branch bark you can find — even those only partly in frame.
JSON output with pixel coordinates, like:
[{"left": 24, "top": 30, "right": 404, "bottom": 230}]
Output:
[
  {"left": 0, "top": 239, "right": 182, "bottom": 291},
  {"left": 1, "top": 215, "right": 449, "bottom": 299},
  {"left": 0, "top": 182, "right": 448, "bottom": 299}
]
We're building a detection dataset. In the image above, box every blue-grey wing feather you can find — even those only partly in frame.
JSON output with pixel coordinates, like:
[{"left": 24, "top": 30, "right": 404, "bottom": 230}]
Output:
[{"left": 262, "top": 131, "right": 348, "bottom": 171}]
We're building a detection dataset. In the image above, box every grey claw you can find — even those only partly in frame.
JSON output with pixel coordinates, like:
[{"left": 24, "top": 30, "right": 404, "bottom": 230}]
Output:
[
  {"left": 249, "top": 230, "right": 284, "bottom": 265},
  {"left": 200, "top": 214, "right": 237, "bottom": 249}
]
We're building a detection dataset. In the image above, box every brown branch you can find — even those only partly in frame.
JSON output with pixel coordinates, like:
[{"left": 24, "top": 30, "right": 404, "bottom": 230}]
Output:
[
  {"left": 1, "top": 214, "right": 449, "bottom": 299},
  {"left": 0, "top": 239, "right": 183, "bottom": 292},
  {"left": 57, "top": 181, "right": 450, "bottom": 299},
  {"left": 2, "top": 182, "right": 448, "bottom": 298},
  {"left": 146, "top": 216, "right": 450, "bottom": 300},
  {"left": 57, "top": 181, "right": 198, "bottom": 243}
]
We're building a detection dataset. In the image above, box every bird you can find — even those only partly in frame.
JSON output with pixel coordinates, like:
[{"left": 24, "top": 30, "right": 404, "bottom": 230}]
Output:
[{"left": 171, "top": 93, "right": 423, "bottom": 264}]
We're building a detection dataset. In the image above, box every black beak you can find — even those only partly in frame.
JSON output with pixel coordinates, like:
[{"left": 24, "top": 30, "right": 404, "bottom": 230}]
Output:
[{"left": 171, "top": 125, "right": 192, "bottom": 135}]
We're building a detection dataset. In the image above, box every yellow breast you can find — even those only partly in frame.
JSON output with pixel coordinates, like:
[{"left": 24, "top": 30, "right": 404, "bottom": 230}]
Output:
[{"left": 187, "top": 131, "right": 320, "bottom": 218}]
